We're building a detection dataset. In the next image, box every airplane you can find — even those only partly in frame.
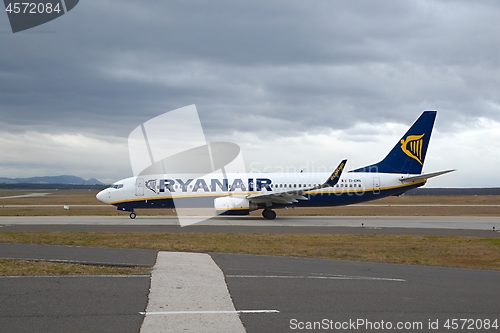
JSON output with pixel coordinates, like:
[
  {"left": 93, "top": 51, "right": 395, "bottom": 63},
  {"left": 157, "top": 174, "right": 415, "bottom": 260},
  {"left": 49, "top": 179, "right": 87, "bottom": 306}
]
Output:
[{"left": 96, "top": 110, "right": 455, "bottom": 220}]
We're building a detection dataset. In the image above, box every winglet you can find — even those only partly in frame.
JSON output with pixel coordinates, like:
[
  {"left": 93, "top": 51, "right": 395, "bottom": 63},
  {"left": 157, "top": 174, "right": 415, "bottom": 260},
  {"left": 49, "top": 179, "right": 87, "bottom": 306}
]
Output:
[{"left": 320, "top": 159, "right": 347, "bottom": 188}]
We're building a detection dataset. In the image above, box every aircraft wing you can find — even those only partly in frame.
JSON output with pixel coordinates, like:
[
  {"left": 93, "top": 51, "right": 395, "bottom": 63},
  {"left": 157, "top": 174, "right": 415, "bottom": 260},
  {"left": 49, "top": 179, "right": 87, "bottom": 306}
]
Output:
[
  {"left": 247, "top": 159, "right": 347, "bottom": 205},
  {"left": 399, "top": 169, "right": 456, "bottom": 183}
]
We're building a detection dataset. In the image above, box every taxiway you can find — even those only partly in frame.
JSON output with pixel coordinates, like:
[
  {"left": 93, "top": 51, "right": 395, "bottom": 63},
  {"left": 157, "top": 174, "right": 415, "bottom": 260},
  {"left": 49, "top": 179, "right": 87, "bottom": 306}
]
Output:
[{"left": 1, "top": 215, "right": 498, "bottom": 237}]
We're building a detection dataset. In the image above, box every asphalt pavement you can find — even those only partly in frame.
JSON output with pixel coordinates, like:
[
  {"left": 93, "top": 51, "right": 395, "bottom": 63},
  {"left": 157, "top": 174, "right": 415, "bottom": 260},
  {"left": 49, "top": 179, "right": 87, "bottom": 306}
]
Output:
[
  {"left": 0, "top": 275, "right": 150, "bottom": 333},
  {"left": 212, "top": 253, "right": 500, "bottom": 333},
  {"left": 0, "top": 243, "right": 157, "bottom": 333}
]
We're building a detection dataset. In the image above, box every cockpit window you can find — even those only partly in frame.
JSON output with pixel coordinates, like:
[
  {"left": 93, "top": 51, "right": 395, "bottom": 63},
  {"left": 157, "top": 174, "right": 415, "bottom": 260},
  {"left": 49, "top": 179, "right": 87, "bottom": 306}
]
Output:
[{"left": 109, "top": 184, "right": 124, "bottom": 189}]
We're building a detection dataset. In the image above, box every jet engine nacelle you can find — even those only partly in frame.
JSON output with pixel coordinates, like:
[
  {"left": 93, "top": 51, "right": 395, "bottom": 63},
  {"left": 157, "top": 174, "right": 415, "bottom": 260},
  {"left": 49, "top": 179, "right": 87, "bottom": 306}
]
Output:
[{"left": 214, "top": 196, "right": 257, "bottom": 216}]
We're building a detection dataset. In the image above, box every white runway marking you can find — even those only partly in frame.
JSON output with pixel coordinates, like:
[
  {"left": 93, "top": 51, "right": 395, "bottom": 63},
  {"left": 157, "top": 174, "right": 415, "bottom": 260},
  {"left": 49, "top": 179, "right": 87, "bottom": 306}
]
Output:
[
  {"left": 140, "top": 310, "right": 279, "bottom": 315},
  {"left": 226, "top": 275, "right": 406, "bottom": 282}
]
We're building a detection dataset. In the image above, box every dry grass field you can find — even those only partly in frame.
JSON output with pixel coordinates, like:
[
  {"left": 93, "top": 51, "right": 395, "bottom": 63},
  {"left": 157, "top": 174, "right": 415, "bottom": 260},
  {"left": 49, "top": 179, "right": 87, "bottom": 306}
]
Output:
[
  {"left": 0, "top": 232, "right": 498, "bottom": 271},
  {"left": 0, "top": 259, "right": 150, "bottom": 276}
]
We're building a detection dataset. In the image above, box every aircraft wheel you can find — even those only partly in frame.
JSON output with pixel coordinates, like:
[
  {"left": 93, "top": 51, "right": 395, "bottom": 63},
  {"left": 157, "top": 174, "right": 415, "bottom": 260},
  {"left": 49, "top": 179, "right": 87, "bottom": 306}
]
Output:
[
  {"left": 129, "top": 212, "right": 136, "bottom": 219},
  {"left": 262, "top": 209, "right": 276, "bottom": 220}
]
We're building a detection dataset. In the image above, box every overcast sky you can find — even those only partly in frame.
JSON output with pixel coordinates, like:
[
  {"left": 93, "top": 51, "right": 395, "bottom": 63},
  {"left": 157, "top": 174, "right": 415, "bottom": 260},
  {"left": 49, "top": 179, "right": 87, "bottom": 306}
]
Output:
[{"left": 2, "top": 0, "right": 500, "bottom": 186}]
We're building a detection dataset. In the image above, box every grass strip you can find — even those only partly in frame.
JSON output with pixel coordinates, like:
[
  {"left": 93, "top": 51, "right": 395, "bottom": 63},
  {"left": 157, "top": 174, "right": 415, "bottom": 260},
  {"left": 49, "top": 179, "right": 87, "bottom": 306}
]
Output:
[
  {"left": 1, "top": 232, "right": 499, "bottom": 271},
  {"left": 2, "top": 193, "right": 500, "bottom": 216},
  {"left": 0, "top": 258, "right": 150, "bottom": 276}
]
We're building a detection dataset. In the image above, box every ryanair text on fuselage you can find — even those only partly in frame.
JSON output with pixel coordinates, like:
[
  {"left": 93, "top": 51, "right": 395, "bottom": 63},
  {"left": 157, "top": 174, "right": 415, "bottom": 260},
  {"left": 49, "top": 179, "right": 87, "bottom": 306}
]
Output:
[{"left": 145, "top": 178, "right": 272, "bottom": 194}]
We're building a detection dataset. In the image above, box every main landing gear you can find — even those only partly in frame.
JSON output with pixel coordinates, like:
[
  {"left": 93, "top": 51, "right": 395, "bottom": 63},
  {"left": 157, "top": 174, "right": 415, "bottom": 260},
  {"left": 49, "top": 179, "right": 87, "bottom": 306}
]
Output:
[
  {"left": 262, "top": 209, "right": 276, "bottom": 220},
  {"left": 129, "top": 211, "right": 136, "bottom": 219}
]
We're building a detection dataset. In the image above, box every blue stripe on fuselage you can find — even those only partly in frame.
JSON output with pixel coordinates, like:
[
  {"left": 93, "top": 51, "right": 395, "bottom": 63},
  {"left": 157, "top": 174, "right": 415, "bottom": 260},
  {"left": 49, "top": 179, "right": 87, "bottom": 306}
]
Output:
[{"left": 115, "top": 182, "right": 423, "bottom": 212}]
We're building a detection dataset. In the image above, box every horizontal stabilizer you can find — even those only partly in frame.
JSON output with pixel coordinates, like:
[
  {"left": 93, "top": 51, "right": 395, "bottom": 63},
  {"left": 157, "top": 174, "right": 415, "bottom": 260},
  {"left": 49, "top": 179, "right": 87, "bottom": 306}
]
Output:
[{"left": 399, "top": 169, "right": 456, "bottom": 183}]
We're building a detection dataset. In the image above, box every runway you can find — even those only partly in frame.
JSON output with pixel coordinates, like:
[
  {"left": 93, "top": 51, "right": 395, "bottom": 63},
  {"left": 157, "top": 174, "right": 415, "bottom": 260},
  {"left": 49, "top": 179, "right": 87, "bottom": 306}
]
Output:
[
  {"left": 1, "top": 215, "right": 498, "bottom": 228},
  {"left": 1, "top": 215, "right": 499, "bottom": 237}
]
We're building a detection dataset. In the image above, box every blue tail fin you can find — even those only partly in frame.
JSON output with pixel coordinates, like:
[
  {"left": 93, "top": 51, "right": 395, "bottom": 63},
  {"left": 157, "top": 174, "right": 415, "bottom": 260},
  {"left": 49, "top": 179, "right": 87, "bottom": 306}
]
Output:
[{"left": 350, "top": 111, "right": 437, "bottom": 174}]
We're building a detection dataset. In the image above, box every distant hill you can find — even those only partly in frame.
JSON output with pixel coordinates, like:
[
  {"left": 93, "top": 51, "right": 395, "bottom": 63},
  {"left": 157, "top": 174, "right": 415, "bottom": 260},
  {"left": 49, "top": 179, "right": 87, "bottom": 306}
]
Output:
[{"left": 0, "top": 175, "right": 103, "bottom": 185}]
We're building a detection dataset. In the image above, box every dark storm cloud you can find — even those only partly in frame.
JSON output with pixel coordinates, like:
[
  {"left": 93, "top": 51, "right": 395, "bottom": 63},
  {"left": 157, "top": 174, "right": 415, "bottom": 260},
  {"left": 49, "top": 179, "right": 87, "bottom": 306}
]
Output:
[{"left": 1, "top": 0, "right": 500, "bottom": 139}]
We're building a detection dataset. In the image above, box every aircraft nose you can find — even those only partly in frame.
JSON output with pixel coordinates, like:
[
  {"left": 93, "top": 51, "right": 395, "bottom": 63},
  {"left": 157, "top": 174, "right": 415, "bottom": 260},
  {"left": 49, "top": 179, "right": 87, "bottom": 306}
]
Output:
[{"left": 96, "top": 189, "right": 109, "bottom": 203}]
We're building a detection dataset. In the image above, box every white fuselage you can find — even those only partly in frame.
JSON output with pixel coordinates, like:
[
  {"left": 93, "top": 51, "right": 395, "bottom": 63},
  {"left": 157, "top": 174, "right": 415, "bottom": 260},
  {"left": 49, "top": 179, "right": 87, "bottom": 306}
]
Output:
[{"left": 96, "top": 171, "right": 424, "bottom": 209}]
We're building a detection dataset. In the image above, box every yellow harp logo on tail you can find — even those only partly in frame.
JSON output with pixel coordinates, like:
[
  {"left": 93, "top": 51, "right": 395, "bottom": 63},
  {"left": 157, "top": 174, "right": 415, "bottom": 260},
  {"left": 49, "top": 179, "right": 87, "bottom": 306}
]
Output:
[{"left": 400, "top": 134, "right": 425, "bottom": 165}]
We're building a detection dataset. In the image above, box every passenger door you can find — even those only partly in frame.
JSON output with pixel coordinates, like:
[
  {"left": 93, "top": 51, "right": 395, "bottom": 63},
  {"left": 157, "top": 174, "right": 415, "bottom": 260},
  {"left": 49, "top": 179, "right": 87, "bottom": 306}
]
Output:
[
  {"left": 373, "top": 177, "right": 380, "bottom": 194},
  {"left": 135, "top": 178, "right": 144, "bottom": 196}
]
